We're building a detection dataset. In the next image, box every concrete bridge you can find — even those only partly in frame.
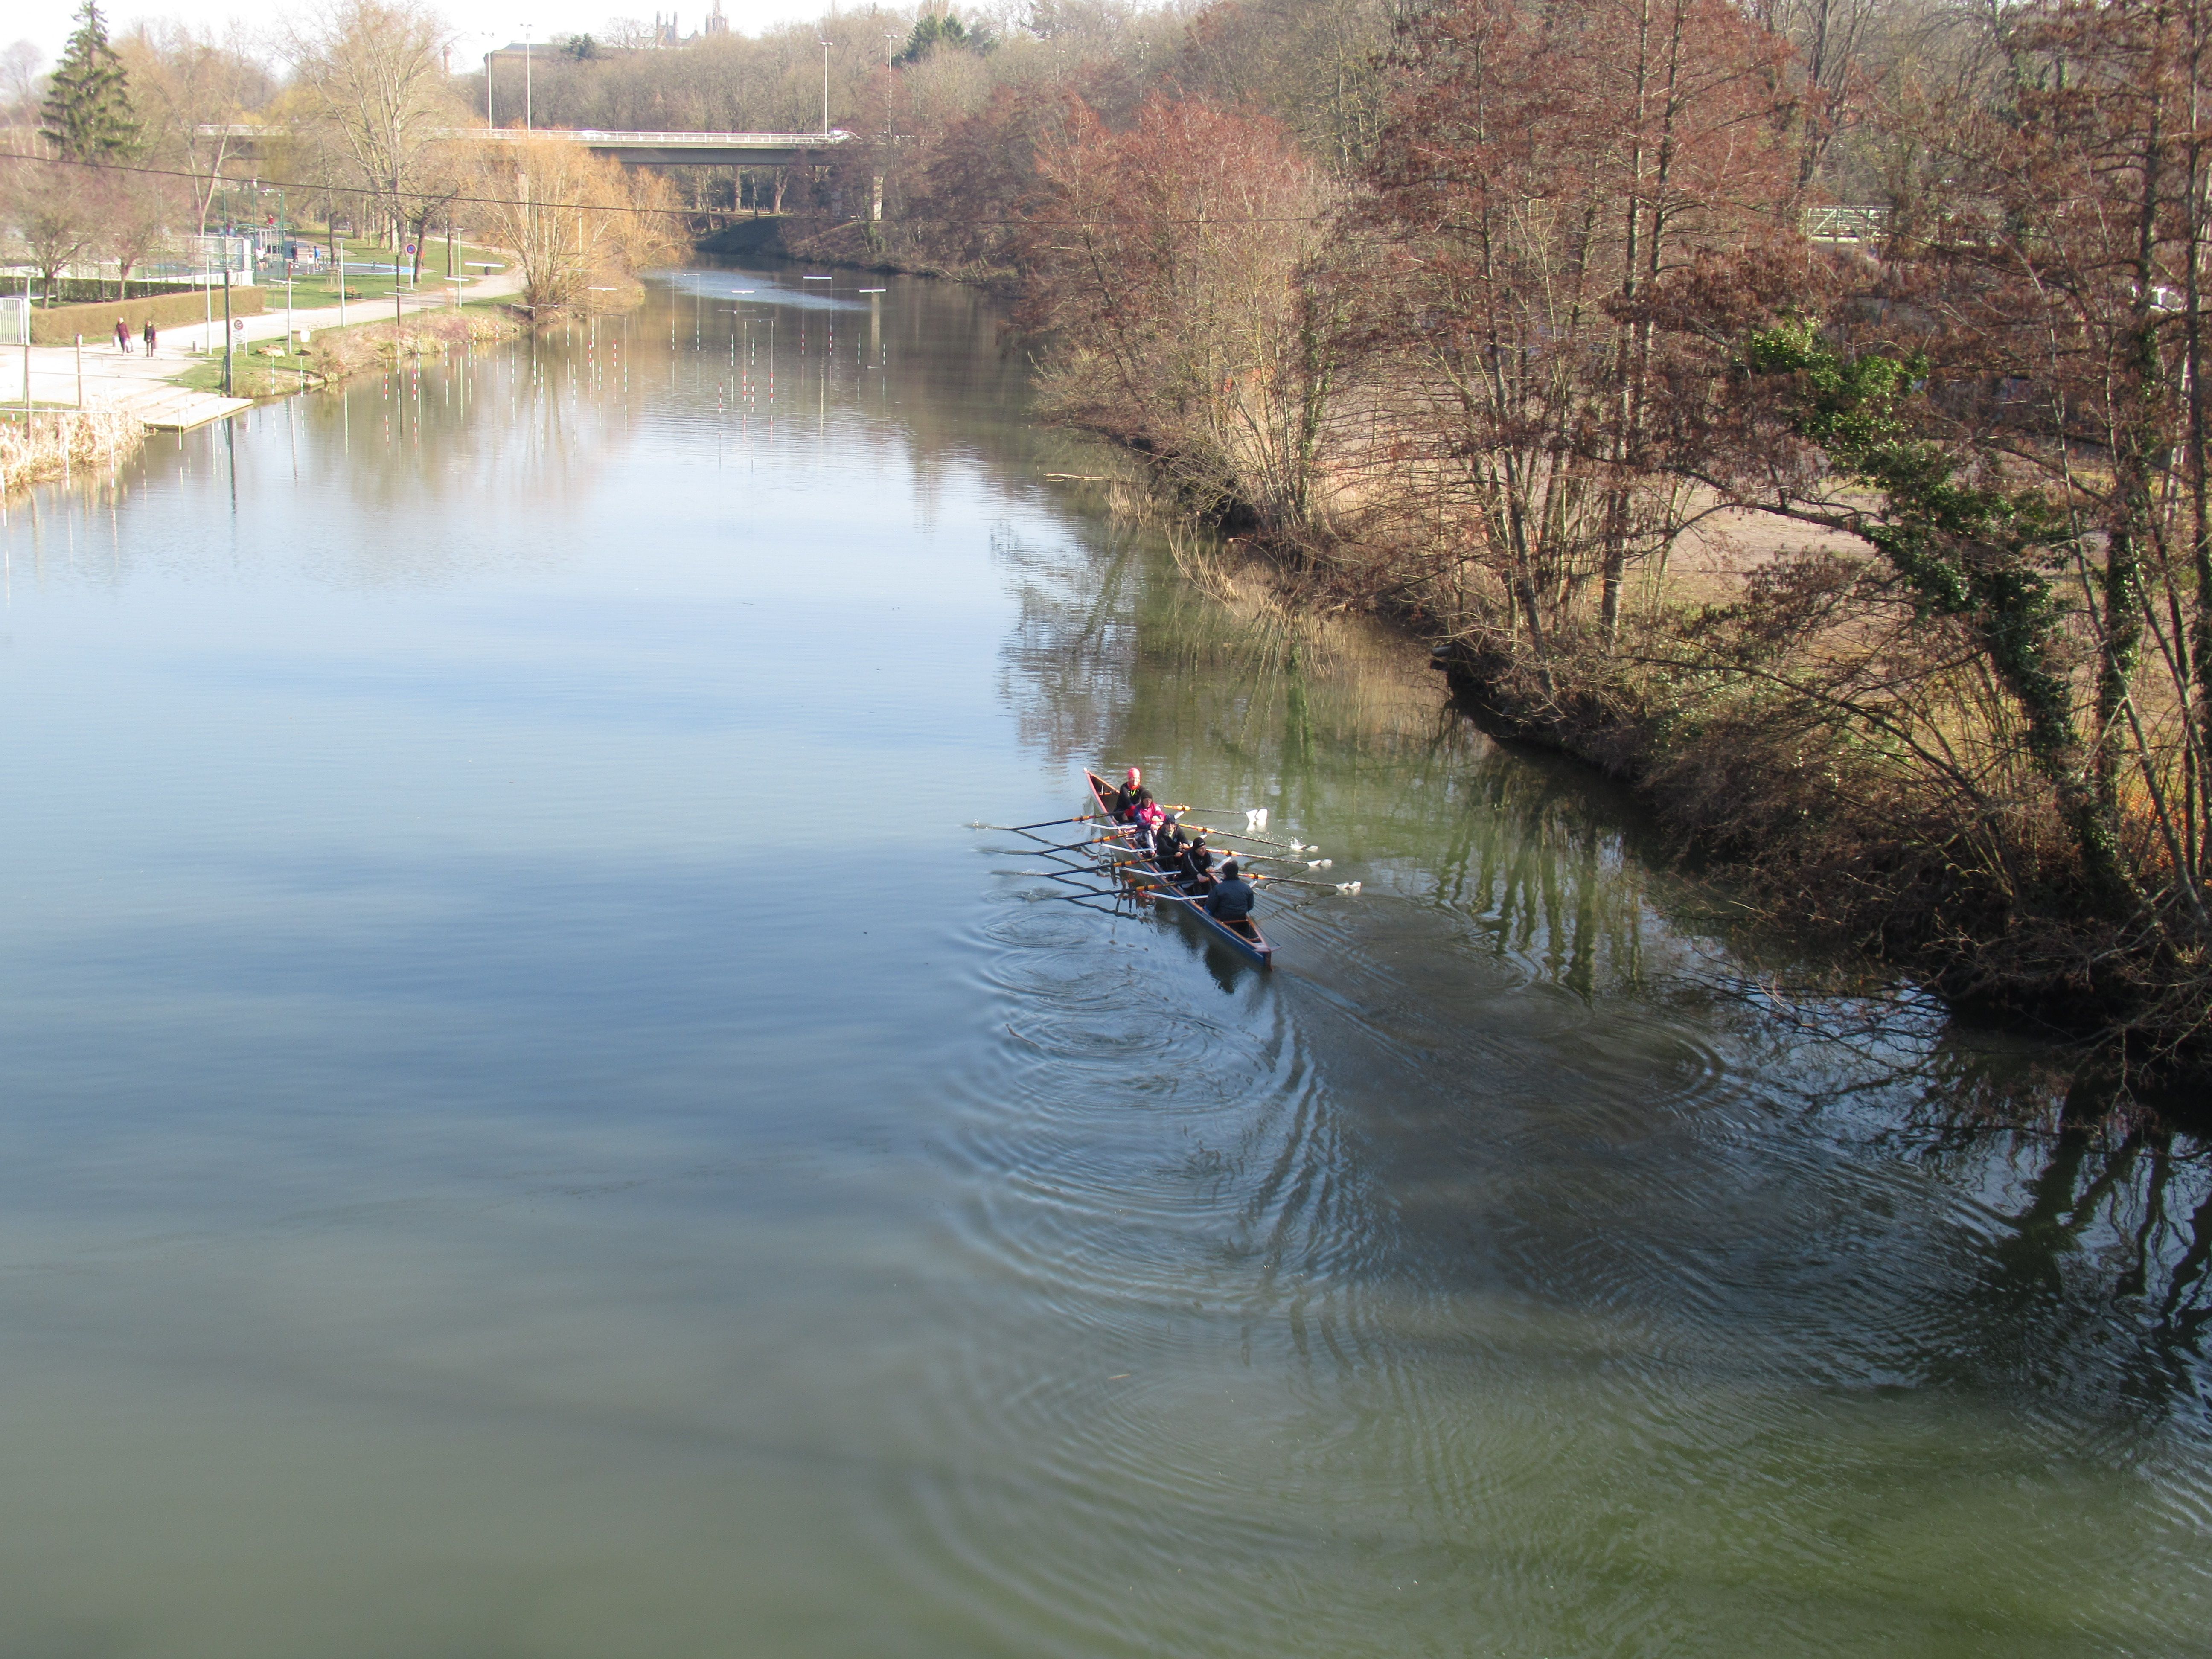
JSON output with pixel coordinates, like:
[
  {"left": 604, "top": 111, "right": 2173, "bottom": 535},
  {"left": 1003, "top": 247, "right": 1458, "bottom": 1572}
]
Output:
[{"left": 198, "top": 126, "right": 852, "bottom": 168}]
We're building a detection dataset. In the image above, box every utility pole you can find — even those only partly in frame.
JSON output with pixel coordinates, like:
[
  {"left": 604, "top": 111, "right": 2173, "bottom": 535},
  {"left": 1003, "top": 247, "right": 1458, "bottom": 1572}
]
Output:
[
  {"left": 221, "top": 263, "right": 233, "bottom": 396},
  {"left": 524, "top": 23, "right": 534, "bottom": 132}
]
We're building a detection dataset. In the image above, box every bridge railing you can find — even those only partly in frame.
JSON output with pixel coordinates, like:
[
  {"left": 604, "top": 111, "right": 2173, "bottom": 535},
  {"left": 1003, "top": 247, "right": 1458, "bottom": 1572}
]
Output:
[
  {"left": 471, "top": 128, "right": 852, "bottom": 146},
  {"left": 195, "top": 124, "right": 851, "bottom": 147}
]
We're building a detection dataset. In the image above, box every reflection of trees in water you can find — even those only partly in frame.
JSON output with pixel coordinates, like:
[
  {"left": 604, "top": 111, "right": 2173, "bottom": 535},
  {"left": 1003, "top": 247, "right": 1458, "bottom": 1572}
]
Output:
[
  {"left": 1854, "top": 1066, "right": 2212, "bottom": 1410},
  {"left": 286, "top": 322, "right": 631, "bottom": 588},
  {"left": 279, "top": 272, "right": 1066, "bottom": 588},
  {"left": 997, "top": 513, "right": 2212, "bottom": 1402},
  {"left": 995, "top": 515, "right": 1676, "bottom": 996}
]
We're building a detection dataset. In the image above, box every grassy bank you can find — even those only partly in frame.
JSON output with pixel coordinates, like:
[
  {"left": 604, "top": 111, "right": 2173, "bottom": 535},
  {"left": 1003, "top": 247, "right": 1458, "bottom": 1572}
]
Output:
[{"left": 170, "top": 304, "right": 525, "bottom": 399}]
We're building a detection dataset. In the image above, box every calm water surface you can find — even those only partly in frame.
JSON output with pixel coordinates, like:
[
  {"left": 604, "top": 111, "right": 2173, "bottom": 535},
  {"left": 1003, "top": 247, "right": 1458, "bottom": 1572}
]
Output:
[{"left": 0, "top": 265, "right": 2206, "bottom": 1657}]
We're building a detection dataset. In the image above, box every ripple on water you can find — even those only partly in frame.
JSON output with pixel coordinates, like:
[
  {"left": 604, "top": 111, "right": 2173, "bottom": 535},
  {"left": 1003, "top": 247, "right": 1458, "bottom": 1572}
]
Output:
[{"left": 895, "top": 805, "right": 2212, "bottom": 1653}]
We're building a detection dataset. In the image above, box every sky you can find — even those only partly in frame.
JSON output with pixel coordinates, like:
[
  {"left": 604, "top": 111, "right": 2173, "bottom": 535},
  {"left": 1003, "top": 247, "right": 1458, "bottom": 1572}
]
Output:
[{"left": 13, "top": 0, "right": 827, "bottom": 74}]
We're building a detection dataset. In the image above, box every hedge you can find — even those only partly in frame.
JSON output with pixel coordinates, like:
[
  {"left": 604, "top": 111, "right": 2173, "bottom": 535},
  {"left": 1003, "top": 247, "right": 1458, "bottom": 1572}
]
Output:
[
  {"left": 29, "top": 288, "right": 266, "bottom": 346},
  {"left": 40, "top": 278, "right": 207, "bottom": 305}
]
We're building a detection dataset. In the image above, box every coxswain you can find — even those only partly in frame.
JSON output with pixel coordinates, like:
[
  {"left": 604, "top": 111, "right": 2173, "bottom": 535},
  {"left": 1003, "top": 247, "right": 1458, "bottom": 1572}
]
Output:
[
  {"left": 1112, "top": 768, "right": 1145, "bottom": 821},
  {"left": 1206, "top": 859, "right": 1255, "bottom": 923}
]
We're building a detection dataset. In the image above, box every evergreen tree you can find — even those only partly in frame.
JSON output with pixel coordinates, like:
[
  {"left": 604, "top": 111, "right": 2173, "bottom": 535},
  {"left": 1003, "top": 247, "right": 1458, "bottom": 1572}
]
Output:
[
  {"left": 894, "top": 10, "right": 995, "bottom": 66},
  {"left": 40, "top": 0, "right": 139, "bottom": 162}
]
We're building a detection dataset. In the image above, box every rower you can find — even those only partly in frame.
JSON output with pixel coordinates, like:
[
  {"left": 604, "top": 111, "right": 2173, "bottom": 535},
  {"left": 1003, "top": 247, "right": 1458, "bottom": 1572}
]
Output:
[
  {"left": 1112, "top": 768, "right": 1145, "bottom": 821},
  {"left": 1155, "top": 811, "right": 1189, "bottom": 866},
  {"left": 1206, "top": 859, "right": 1255, "bottom": 924},
  {"left": 1176, "top": 830, "right": 1216, "bottom": 894},
  {"left": 1132, "top": 797, "right": 1167, "bottom": 856}
]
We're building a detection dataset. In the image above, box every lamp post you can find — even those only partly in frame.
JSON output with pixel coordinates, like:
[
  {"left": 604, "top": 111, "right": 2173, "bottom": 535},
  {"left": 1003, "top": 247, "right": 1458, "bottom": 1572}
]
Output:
[
  {"left": 885, "top": 32, "right": 896, "bottom": 68},
  {"left": 819, "top": 38, "right": 830, "bottom": 135},
  {"left": 523, "top": 22, "right": 534, "bottom": 132}
]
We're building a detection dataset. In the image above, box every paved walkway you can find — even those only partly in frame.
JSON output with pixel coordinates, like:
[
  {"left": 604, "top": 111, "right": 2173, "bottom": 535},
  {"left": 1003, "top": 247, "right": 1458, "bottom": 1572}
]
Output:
[{"left": 6, "top": 266, "right": 523, "bottom": 430}]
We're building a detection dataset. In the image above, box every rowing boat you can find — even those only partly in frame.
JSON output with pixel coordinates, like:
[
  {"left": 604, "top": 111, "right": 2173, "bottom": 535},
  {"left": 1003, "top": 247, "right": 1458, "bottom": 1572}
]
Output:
[{"left": 1084, "top": 771, "right": 1274, "bottom": 968}]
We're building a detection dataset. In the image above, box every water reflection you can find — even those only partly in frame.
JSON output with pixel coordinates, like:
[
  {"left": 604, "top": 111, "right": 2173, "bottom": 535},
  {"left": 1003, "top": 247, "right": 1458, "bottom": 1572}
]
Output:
[{"left": 960, "top": 501, "right": 2212, "bottom": 1653}]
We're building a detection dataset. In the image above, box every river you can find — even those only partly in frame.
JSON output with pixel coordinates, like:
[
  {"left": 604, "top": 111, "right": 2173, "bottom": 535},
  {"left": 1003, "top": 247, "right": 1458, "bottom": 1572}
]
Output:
[{"left": 0, "top": 263, "right": 2205, "bottom": 1657}]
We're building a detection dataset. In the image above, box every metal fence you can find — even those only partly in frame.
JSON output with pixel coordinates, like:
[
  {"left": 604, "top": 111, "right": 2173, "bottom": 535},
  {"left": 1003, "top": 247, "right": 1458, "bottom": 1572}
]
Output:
[{"left": 1804, "top": 206, "right": 1890, "bottom": 243}]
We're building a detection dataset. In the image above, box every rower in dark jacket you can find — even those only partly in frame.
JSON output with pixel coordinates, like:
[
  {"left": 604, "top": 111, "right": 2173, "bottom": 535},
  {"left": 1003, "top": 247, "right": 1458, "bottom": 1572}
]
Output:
[
  {"left": 1177, "top": 831, "right": 1216, "bottom": 894},
  {"left": 1154, "top": 812, "right": 1188, "bottom": 867},
  {"left": 1206, "top": 860, "right": 1255, "bottom": 923}
]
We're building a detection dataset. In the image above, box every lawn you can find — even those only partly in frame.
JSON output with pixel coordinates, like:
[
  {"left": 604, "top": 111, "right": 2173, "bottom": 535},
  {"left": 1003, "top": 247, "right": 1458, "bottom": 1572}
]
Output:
[{"left": 260, "top": 232, "right": 509, "bottom": 312}]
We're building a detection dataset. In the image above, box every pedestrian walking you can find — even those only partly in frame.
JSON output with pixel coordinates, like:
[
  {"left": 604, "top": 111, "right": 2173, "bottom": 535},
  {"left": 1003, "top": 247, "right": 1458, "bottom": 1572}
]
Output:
[
  {"left": 143, "top": 320, "right": 157, "bottom": 355},
  {"left": 114, "top": 318, "right": 130, "bottom": 354}
]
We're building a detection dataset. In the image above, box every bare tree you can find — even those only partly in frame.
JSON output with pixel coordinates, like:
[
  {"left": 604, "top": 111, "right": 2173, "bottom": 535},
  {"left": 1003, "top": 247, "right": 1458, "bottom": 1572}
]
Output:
[
  {"left": 93, "top": 166, "right": 173, "bottom": 296},
  {"left": 121, "top": 23, "right": 274, "bottom": 235},
  {"left": 288, "top": 0, "right": 460, "bottom": 250},
  {"left": 470, "top": 135, "right": 681, "bottom": 313},
  {"left": 3, "top": 158, "right": 95, "bottom": 303},
  {"left": 0, "top": 39, "right": 44, "bottom": 125}
]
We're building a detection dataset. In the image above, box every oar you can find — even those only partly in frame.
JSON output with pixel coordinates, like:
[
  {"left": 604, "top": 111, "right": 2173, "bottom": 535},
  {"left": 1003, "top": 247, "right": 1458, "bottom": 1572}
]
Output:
[
  {"left": 1164, "top": 803, "right": 1269, "bottom": 830},
  {"left": 969, "top": 813, "right": 1100, "bottom": 833},
  {"left": 1234, "top": 851, "right": 1333, "bottom": 870},
  {"left": 1184, "top": 824, "right": 1321, "bottom": 854},
  {"left": 981, "top": 831, "right": 1130, "bottom": 855},
  {"left": 1254, "top": 873, "right": 1362, "bottom": 894},
  {"left": 999, "top": 868, "right": 1122, "bottom": 890}
]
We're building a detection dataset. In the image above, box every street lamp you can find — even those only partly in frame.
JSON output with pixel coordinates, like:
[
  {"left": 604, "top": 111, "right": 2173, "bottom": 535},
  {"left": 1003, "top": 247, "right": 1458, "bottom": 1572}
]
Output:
[
  {"left": 523, "top": 22, "right": 533, "bottom": 132},
  {"left": 819, "top": 38, "right": 830, "bottom": 135}
]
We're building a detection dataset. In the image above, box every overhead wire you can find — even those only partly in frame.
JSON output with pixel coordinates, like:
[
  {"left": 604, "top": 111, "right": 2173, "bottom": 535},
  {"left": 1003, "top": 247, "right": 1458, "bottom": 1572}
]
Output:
[{"left": 0, "top": 148, "right": 1335, "bottom": 225}]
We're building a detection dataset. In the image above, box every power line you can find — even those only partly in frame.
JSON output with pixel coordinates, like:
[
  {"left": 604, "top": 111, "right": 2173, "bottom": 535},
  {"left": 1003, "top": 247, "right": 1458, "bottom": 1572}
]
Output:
[{"left": 0, "top": 148, "right": 1336, "bottom": 226}]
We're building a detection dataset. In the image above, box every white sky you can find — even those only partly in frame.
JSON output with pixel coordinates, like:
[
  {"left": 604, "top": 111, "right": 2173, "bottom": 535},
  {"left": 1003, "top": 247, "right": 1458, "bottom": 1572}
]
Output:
[{"left": 12, "top": 0, "right": 828, "bottom": 75}]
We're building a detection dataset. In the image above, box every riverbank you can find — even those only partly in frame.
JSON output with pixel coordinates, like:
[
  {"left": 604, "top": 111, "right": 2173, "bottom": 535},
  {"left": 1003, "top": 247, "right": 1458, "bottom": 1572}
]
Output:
[
  {"left": 694, "top": 214, "right": 1016, "bottom": 289},
  {"left": 0, "top": 409, "right": 145, "bottom": 495},
  {"left": 1180, "top": 502, "right": 2210, "bottom": 1089}
]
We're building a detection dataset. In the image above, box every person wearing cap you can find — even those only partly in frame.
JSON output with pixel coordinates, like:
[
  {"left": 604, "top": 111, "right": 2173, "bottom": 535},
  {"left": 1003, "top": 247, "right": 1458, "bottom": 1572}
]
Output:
[
  {"left": 1176, "top": 829, "right": 1217, "bottom": 894},
  {"left": 1154, "top": 810, "right": 1189, "bottom": 867},
  {"left": 1205, "top": 859, "right": 1255, "bottom": 923},
  {"left": 1112, "top": 768, "right": 1145, "bottom": 821}
]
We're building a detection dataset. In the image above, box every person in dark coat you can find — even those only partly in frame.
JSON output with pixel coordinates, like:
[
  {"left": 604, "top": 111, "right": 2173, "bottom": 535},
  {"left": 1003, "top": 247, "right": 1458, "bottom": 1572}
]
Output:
[
  {"left": 1177, "top": 832, "right": 1216, "bottom": 894},
  {"left": 143, "top": 320, "right": 157, "bottom": 355},
  {"left": 1206, "top": 860, "right": 1255, "bottom": 923},
  {"left": 114, "top": 318, "right": 131, "bottom": 353},
  {"left": 1111, "top": 768, "right": 1144, "bottom": 821},
  {"left": 1153, "top": 812, "right": 1188, "bottom": 867}
]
